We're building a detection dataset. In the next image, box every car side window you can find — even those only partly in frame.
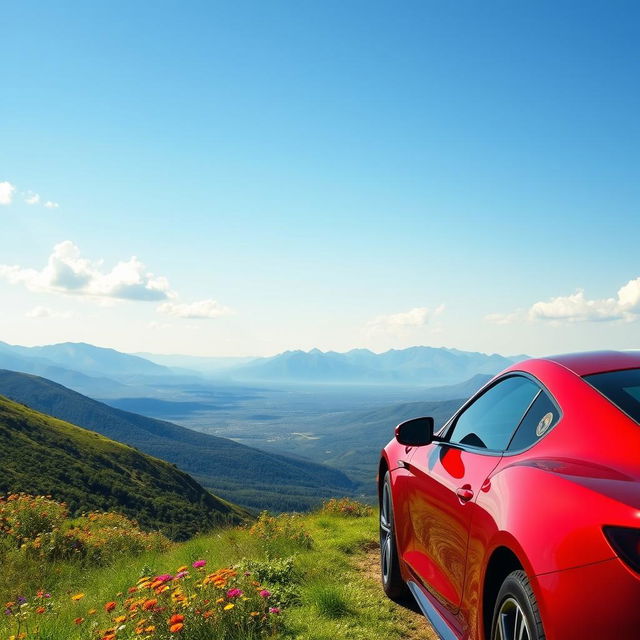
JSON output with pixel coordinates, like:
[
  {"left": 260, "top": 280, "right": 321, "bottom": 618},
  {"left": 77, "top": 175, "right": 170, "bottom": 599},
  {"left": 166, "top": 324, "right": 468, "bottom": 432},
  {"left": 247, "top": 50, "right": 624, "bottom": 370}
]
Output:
[
  {"left": 507, "top": 389, "right": 559, "bottom": 451},
  {"left": 447, "top": 376, "right": 540, "bottom": 451}
]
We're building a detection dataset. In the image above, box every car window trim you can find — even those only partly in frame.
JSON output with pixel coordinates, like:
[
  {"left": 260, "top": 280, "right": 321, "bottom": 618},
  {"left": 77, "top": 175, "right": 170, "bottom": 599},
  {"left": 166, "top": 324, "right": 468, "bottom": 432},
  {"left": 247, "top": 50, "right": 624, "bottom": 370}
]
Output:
[{"left": 439, "top": 372, "right": 562, "bottom": 455}]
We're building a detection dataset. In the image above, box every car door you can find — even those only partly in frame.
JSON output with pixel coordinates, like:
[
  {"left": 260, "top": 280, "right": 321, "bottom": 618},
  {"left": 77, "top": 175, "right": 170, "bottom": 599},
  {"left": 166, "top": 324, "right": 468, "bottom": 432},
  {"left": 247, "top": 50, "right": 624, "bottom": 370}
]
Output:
[{"left": 402, "top": 375, "right": 540, "bottom": 614}]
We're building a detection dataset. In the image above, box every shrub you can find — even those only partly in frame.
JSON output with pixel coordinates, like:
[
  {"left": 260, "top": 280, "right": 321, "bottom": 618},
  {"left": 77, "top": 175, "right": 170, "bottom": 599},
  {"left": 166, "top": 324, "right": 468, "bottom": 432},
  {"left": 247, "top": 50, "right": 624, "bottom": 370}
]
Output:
[
  {"left": 320, "top": 498, "right": 373, "bottom": 518},
  {"left": 0, "top": 495, "right": 170, "bottom": 565},
  {"left": 0, "top": 494, "right": 68, "bottom": 543},
  {"left": 249, "top": 512, "right": 313, "bottom": 551},
  {"left": 64, "top": 511, "right": 170, "bottom": 564},
  {"left": 241, "top": 556, "right": 300, "bottom": 606}
]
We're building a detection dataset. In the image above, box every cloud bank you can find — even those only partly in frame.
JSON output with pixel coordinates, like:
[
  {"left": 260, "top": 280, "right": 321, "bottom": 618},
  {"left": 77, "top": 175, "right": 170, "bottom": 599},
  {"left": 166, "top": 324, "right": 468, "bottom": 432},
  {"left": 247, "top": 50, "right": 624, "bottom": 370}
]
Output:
[
  {"left": 367, "top": 305, "right": 445, "bottom": 334},
  {"left": 0, "top": 241, "right": 172, "bottom": 301},
  {"left": 487, "top": 277, "right": 640, "bottom": 324}
]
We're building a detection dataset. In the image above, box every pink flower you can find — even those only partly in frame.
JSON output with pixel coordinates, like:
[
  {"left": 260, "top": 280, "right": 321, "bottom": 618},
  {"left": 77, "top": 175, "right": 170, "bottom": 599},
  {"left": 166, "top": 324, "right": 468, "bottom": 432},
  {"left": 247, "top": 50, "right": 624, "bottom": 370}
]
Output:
[
  {"left": 269, "top": 607, "right": 281, "bottom": 614},
  {"left": 226, "top": 588, "right": 243, "bottom": 598},
  {"left": 259, "top": 590, "right": 271, "bottom": 598},
  {"left": 192, "top": 560, "right": 206, "bottom": 568},
  {"left": 175, "top": 571, "right": 188, "bottom": 579},
  {"left": 155, "top": 574, "right": 173, "bottom": 582}
]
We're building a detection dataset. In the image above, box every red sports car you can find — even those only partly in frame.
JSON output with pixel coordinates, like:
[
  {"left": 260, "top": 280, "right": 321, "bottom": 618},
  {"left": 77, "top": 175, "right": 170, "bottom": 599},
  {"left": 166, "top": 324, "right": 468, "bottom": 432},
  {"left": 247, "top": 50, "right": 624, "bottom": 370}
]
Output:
[{"left": 378, "top": 351, "right": 640, "bottom": 640}]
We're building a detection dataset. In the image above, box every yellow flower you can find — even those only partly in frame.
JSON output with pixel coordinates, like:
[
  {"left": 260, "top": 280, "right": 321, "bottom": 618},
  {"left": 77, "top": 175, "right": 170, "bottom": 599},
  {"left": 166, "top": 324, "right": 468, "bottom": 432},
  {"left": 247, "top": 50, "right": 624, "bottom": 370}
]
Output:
[
  {"left": 71, "top": 593, "right": 85, "bottom": 601},
  {"left": 223, "top": 603, "right": 235, "bottom": 610}
]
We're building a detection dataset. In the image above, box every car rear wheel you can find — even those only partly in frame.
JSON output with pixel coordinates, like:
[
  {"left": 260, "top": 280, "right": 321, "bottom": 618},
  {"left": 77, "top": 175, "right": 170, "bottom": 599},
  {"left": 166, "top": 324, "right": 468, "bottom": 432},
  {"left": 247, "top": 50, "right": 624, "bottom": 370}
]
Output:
[
  {"left": 380, "top": 471, "right": 408, "bottom": 599},
  {"left": 490, "top": 570, "right": 545, "bottom": 640}
]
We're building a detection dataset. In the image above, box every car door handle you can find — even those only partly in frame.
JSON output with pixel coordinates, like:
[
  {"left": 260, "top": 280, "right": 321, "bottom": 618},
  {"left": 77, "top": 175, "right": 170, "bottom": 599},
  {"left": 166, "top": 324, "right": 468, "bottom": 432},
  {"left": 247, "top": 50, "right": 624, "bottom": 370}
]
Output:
[{"left": 456, "top": 486, "right": 474, "bottom": 502}]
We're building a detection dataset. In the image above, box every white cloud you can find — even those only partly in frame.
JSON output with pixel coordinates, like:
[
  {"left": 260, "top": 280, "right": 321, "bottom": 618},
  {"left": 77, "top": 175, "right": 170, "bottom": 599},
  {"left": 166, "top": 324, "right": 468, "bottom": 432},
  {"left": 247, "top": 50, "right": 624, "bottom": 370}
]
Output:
[
  {"left": 24, "top": 192, "right": 40, "bottom": 205},
  {"left": 158, "top": 299, "right": 233, "bottom": 319},
  {"left": 0, "top": 181, "right": 16, "bottom": 205},
  {"left": 366, "top": 305, "right": 444, "bottom": 334},
  {"left": 26, "top": 306, "right": 72, "bottom": 319},
  {"left": 0, "top": 182, "right": 59, "bottom": 208},
  {"left": 487, "top": 277, "right": 640, "bottom": 325},
  {"left": 0, "top": 241, "right": 173, "bottom": 302}
]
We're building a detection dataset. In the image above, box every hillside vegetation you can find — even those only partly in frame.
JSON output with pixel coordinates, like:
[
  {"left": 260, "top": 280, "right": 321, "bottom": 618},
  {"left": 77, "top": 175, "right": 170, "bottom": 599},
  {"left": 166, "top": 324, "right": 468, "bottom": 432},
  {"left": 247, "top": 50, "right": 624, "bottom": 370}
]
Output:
[
  {"left": 0, "top": 496, "right": 429, "bottom": 640},
  {"left": 0, "top": 394, "right": 247, "bottom": 540},
  {"left": 0, "top": 370, "right": 356, "bottom": 512}
]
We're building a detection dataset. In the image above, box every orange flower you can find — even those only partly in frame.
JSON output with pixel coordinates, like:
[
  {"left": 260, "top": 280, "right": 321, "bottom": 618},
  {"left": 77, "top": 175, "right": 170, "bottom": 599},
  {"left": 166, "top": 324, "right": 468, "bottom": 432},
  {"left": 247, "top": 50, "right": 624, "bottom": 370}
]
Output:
[
  {"left": 104, "top": 601, "right": 117, "bottom": 612},
  {"left": 142, "top": 598, "right": 158, "bottom": 610},
  {"left": 35, "top": 606, "right": 46, "bottom": 614},
  {"left": 169, "top": 614, "right": 185, "bottom": 625},
  {"left": 74, "top": 617, "right": 85, "bottom": 625},
  {"left": 170, "top": 622, "right": 184, "bottom": 633}
]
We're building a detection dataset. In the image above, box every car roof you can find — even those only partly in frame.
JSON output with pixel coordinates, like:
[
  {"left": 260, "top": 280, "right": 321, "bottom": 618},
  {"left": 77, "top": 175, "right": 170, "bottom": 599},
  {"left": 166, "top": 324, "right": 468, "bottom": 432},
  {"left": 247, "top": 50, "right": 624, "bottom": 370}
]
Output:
[{"left": 540, "top": 350, "right": 640, "bottom": 376}]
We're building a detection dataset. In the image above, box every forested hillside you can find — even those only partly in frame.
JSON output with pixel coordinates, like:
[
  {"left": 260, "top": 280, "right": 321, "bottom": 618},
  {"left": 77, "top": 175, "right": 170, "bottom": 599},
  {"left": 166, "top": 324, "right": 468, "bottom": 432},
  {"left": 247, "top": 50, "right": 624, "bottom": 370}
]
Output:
[{"left": 0, "top": 394, "right": 248, "bottom": 539}]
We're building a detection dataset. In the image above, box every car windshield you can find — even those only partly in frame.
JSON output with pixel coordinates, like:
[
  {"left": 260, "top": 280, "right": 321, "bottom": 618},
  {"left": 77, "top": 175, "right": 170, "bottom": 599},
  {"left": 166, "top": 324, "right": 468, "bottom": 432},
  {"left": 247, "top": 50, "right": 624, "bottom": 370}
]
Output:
[{"left": 584, "top": 368, "right": 640, "bottom": 424}]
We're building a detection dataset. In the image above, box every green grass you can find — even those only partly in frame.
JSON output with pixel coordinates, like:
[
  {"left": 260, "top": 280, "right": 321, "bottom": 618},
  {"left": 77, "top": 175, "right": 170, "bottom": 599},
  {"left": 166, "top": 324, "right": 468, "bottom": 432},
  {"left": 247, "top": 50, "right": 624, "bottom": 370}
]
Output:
[{"left": 0, "top": 506, "right": 417, "bottom": 640}]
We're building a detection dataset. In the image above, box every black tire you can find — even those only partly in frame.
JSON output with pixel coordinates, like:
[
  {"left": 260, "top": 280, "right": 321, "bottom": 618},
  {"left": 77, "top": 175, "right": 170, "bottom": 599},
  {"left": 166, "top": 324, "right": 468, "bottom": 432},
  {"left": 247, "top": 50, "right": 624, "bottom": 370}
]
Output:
[
  {"left": 379, "top": 471, "right": 409, "bottom": 599},
  {"left": 490, "top": 570, "right": 545, "bottom": 640}
]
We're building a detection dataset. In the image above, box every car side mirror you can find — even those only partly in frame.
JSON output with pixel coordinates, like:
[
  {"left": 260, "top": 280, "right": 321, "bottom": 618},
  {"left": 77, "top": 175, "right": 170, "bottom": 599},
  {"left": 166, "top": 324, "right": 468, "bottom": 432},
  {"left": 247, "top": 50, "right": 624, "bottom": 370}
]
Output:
[{"left": 395, "top": 416, "right": 435, "bottom": 446}]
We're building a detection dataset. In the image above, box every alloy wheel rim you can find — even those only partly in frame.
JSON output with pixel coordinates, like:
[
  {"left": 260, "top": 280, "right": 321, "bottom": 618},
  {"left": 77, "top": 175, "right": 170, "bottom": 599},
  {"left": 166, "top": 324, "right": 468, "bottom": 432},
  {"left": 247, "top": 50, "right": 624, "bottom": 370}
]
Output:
[
  {"left": 380, "top": 483, "right": 392, "bottom": 584},
  {"left": 493, "top": 597, "right": 532, "bottom": 640}
]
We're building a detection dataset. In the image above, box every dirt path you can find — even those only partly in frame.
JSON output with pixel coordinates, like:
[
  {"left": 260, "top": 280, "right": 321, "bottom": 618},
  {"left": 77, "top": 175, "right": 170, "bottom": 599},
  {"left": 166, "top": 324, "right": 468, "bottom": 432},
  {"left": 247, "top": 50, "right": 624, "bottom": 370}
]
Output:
[{"left": 357, "top": 542, "right": 440, "bottom": 640}]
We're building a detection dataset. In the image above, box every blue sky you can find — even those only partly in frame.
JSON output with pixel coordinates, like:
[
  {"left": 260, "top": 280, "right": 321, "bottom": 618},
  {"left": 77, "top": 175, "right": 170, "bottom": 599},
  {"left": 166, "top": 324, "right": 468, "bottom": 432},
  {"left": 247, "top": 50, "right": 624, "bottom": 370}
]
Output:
[{"left": 1, "top": 1, "right": 639, "bottom": 357}]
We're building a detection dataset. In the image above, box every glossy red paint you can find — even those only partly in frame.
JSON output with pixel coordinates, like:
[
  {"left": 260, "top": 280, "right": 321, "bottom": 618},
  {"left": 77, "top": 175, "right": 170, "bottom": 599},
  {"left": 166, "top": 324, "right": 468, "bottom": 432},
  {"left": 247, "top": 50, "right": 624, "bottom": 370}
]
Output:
[{"left": 380, "top": 351, "right": 640, "bottom": 640}]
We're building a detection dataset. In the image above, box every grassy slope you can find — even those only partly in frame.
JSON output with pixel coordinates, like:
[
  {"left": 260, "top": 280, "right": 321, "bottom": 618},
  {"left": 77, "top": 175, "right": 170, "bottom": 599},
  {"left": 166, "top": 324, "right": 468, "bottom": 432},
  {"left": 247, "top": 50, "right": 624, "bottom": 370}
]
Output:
[
  {"left": 0, "top": 510, "right": 426, "bottom": 640},
  {"left": 0, "top": 370, "right": 356, "bottom": 511},
  {"left": 0, "top": 394, "right": 248, "bottom": 539}
]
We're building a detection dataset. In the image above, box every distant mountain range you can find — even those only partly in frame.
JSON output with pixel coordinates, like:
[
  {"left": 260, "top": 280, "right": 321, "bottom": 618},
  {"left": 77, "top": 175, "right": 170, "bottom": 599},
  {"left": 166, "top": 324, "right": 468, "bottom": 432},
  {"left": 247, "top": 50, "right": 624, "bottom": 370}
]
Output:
[
  {"left": 0, "top": 340, "right": 524, "bottom": 388},
  {"left": 0, "top": 393, "right": 247, "bottom": 539},
  {"left": 0, "top": 369, "right": 356, "bottom": 511},
  {"left": 0, "top": 341, "right": 169, "bottom": 377},
  {"left": 224, "top": 346, "right": 521, "bottom": 385}
]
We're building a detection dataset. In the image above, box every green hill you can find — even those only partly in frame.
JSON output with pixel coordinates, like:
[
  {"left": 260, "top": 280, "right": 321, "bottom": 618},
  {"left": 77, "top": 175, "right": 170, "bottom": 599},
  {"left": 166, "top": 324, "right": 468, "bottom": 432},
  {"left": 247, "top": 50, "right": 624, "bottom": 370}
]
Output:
[
  {"left": 0, "top": 370, "right": 356, "bottom": 511},
  {"left": 0, "top": 394, "right": 248, "bottom": 540}
]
